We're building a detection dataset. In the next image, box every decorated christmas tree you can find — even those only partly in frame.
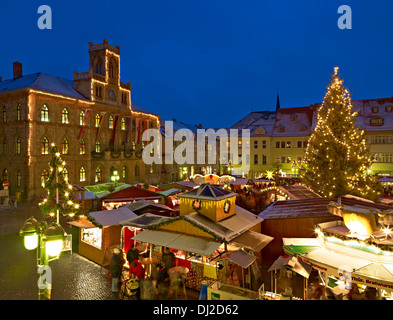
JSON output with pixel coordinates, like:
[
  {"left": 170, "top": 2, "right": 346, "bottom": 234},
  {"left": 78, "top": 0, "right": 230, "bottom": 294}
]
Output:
[
  {"left": 300, "top": 67, "right": 380, "bottom": 201},
  {"left": 39, "top": 144, "right": 80, "bottom": 220}
]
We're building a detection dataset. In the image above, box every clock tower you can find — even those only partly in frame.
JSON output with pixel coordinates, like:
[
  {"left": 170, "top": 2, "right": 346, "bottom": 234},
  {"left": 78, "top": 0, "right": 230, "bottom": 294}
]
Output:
[{"left": 73, "top": 39, "right": 131, "bottom": 108}]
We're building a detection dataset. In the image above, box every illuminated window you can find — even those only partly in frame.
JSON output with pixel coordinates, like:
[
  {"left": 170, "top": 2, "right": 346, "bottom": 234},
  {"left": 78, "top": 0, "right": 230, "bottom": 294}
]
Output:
[
  {"left": 372, "top": 106, "right": 379, "bottom": 113},
  {"left": 61, "top": 108, "right": 69, "bottom": 124},
  {"left": 279, "top": 126, "right": 285, "bottom": 133},
  {"left": 95, "top": 167, "right": 102, "bottom": 182},
  {"left": 79, "top": 139, "right": 86, "bottom": 155},
  {"left": 386, "top": 105, "right": 392, "bottom": 113},
  {"left": 122, "top": 166, "right": 127, "bottom": 179},
  {"left": 41, "top": 169, "right": 49, "bottom": 187},
  {"left": 79, "top": 111, "right": 85, "bottom": 126},
  {"left": 62, "top": 138, "right": 69, "bottom": 155},
  {"left": 95, "top": 114, "right": 100, "bottom": 127},
  {"left": 370, "top": 117, "right": 384, "bottom": 126},
  {"left": 95, "top": 140, "right": 101, "bottom": 153},
  {"left": 16, "top": 137, "right": 21, "bottom": 155},
  {"left": 2, "top": 106, "right": 6, "bottom": 122},
  {"left": 2, "top": 169, "right": 8, "bottom": 182},
  {"left": 275, "top": 156, "right": 281, "bottom": 163},
  {"left": 16, "top": 104, "right": 21, "bottom": 121},
  {"left": 2, "top": 138, "right": 7, "bottom": 154},
  {"left": 63, "top": 167, "right": 69, "bottom": 181},
  {"left": 41, "top": 137, "right": 49, "bottom": 155},
  {"left": 79, "top": 167, "right": 86, "bottom": 182},
  {"left": 121, "top": 117, "right": 126, "bottom": 130},
  {"left": 41, "top": 105, "right": 49, "bottom": 122},
  {"left": 132, "top": 142, "right": 136, "bottom": 151},
  {"left": 109, "top": 115, "right": 114, "bottom": 129},
  {"left": 17, "top": 170, "right": 21, "bottom": 187}
]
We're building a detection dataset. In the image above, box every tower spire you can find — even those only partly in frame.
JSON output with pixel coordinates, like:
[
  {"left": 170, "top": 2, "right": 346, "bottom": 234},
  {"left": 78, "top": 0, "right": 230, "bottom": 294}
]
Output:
[{"left": 276, "top": 90, "right": 281, "bottom": 111}]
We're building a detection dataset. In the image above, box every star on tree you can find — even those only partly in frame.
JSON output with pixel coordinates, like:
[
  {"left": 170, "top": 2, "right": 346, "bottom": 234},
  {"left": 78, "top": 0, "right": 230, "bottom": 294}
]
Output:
[{"left": 300, "top": 67, "right": 380, "bottom": 201}]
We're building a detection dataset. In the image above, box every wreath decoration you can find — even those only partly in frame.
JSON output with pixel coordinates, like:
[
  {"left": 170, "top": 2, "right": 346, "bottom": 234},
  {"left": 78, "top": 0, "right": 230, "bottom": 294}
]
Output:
[
  {"left": 124, "top": 150, "right": 133, "bottom": 158},
  {"left": 192, "top": 199, "right": 202, "bottom": 212},
  {"left": 223, "top": 199, "right": 231, "bottom": 214},
  {"left": 135, "top": 150, "right": 142, "bottom": 159}
]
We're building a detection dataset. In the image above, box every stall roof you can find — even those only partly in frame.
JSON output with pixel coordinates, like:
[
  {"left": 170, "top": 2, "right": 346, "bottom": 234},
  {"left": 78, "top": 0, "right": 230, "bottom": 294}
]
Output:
[
  {"left": 67, "top": 219, "right": 96, "bottom": 229},
  {"left": 227, "top": 250, "right": 256, "bottom": 268},
  {"left": 159, "top": 188, "right": 183, "bottom": 197},
  {"left": 230, "top": 179, "right": 252, "bottom": 186},
  {"left": 231, "top": 230, "right": 273, "bottom": 252},
  {"left": 101, "top": 186, "right": 162, "bottom": 202},
  {"left": 178, "top": 184, "right": 237, "bottom": 201},
  {"left": 259, "top": 196, "right": 391, "bottom": 220},
  {"left": 120, "top": 213, "right": 174, "bottom": 228},
  {"left": 126, "top": 200, "right": 174, "bottom": 213},
  {"left": 268, "top": 255, "right": 312, "bottom": 279},
  {"left": 278, "top": 184, "right": 321, "bottom": 199},
  {"left": 132, "top": 229, "right": 221, "bottom": 256},
  {"left": 88, "top": 206, "right": 137, "bottom": 227}
]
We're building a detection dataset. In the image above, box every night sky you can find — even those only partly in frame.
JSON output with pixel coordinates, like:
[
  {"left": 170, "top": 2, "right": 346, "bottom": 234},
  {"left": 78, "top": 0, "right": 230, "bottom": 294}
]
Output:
[{"left": 1, "top": 0, "right": 393, "bottom": 128}]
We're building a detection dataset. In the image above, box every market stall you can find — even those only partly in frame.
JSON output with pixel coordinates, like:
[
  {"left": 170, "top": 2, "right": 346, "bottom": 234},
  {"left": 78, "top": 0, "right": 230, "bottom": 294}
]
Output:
[
  {"left": 120, "top": 184, "right": 273, "bottom": 293},
  {"left": 281, "top": 198, "right": 393, "bottom": 300},
  {"left": 68, "top": 206, "right": 137, "bottom": 265}
]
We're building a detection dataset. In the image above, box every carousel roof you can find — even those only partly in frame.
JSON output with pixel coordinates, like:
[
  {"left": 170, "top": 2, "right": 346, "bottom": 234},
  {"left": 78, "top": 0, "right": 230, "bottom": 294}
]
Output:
[{"left": 178, "top": 183, "right": 237, "bottom": 201}]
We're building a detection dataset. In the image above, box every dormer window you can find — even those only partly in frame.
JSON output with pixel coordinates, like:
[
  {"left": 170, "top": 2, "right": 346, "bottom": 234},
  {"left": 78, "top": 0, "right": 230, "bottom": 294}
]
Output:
[
  {"left": 300, "top": 125, "right": 306, "bottom": 132},
  {"left": 291, "top": 114, "right": 297, "bottom": 121},
  {"left": 370, "top": 116, "right": 384, "bottom": 127},
  {"left": 279, "top": 126, "right": 285, "bottom": 133},
  {"left": 372, "top": 106, "right": 379, "bottom": 113},
  {"left": 386, "top": 105, "right": 393, "bottom": 113}
]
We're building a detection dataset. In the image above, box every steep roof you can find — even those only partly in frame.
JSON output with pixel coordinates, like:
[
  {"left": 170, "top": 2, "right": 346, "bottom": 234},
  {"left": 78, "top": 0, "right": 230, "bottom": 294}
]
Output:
[
  {"left": 0, "top": 72, "right": 87, "bottom": 100},
  {"left": 102, "top": 186, "right": 162, "bottom": 201},
  {"left": 178, "top": 183, "right": 237, "bottom": 201}
]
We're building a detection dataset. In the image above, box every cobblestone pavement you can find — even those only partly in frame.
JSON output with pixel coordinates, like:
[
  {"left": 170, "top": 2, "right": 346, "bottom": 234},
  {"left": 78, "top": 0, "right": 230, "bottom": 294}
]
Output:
[{"left": 0, "top": 202, "right": 117, "bottom": 300}]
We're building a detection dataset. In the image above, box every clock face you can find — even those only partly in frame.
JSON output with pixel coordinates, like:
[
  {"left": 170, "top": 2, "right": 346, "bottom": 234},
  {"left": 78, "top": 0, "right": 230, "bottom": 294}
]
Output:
[{"left": 108, "top": 90, "right": 116, "bottom": 101}]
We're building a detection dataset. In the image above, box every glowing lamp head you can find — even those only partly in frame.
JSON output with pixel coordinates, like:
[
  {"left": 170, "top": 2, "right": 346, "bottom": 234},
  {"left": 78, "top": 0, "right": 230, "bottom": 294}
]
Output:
[
  {"left": 42, "top": 223, "right": 66, "bottom": 257},
  {"left": 20, "top": 216, "right": 40, "bottom": 250}
]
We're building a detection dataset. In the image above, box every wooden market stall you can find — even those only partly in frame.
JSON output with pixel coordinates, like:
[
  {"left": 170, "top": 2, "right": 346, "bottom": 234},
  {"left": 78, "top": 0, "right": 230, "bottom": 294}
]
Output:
[
  {"left": 282, "top": 198, "right": 393, "bottom": 300},
  {"left": 68, "top": 206, "right": 137, "bottom": 265},
  {"left": 120, "top": 184, "right": 273, "bottom": 295}
]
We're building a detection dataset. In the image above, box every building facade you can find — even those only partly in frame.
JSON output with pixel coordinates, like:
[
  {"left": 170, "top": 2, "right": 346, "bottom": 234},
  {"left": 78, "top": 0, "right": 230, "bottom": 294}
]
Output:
[{"left": 0, "top": 40, "right": 162, "bottom": 201}]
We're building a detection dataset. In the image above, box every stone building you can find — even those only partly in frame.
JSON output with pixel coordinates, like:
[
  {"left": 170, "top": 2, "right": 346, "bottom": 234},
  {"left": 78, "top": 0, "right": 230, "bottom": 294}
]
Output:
[{"left": 0, "top": 40, "right": 161, "bottom": 201}]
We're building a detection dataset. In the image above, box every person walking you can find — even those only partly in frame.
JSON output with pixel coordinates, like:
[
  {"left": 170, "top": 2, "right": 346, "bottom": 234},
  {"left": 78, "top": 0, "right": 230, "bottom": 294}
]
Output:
[{"left": 109, "top": 248, "right": 123, "bottom": 293}]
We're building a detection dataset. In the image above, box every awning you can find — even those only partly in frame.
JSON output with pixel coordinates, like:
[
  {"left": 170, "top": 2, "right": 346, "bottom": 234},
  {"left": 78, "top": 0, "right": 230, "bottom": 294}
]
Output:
[
  {"left": 268, "top": 255, "right": 312, "bottom": 279},
  {"left": 67, "top": 219, "right": 96, "bottom": 229},
  {"left": 231, "top": 230, "right": 273, "bottom": 252},
  {"left": 226, "top": 250, "right": 256, "bottom": 268},
  {"left": 283, "top": 238, "right": 321, "bottom": 256},
  {"left": 132, "top": 229, "right": 221, "bottom": 257}
]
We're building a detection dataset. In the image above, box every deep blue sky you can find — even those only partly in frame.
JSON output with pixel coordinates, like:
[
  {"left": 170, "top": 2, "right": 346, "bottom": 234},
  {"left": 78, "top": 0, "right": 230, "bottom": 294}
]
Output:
[{"left": 1, "top": 0, "right": 393, "bottom": 128}]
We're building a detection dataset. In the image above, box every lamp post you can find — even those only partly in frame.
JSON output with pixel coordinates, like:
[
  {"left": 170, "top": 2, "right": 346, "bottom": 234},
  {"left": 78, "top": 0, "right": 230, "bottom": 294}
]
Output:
[
  {"left": 111, "top": 170, "right": 120, "bottom": 188},
  {"left": 20, "top": 216, "right": 66, "bottom": 300}
]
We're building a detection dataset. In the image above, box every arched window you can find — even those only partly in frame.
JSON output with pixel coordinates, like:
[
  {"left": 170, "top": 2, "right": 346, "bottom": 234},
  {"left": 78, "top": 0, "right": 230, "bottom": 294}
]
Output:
[
  {"left": 2, "top": 106, "right": 6, "bottom": 123},
  {"left": 2, "top": 138, "right": 7, "bottom": 154},
  {"left": 96, "top": 61, "right": 102, "bottom": 75},
  {"left": 62, "top": 138, "right": 69, "bottom": 155},
  {"left": 3, "top": 169, "right": 8, "bottom": 182},
  {"left": 79, "top": 111, "right": 85, "bottom": 126},
  {"left": 79, "top": 167, "right": 86, "bottom": 182},
  {"left": 135, "top": 165, "right": 140, "bottom": 180},
  {"left": 121, "top": 117, "right": 126, "bottom": 130},
  {"left": 95, "top": 167, "right": 102, "bottom": 182},
  {"left": 41, "top": 169, "right": 49, "bottom": 187},
  {"left": 79, "top": 139, "right": 86, "bottom": 155},
  {"left": 109, "top": 62, "right": 114, "bottom": 78},
  {"left": 95, "top": 140, "right": 101, "bottom": 153},
  {"left": 63, "top": 167, "right": 69, "bottom": 181},
  {"left": 41, "top": 137, "right": 49, "bottom": 155},
  {"left": 122, "top": 166, "right": 127, "bottom": 179},
  {"left": 41, "top": 105, "right": 49, "bottom": 122},
  {"left": 109, "top": 115, "right": 114, "bottom": 129},
  {"left": 61, "top": 108, "right": 69, "bottom": 124},
  {"left": 16, "top": 104, "right": 21, "bottom": 121},
  {"left": 16, "top": 137, "right": 21, "bottom": 155},
  {"left": 95, "top": 114, "right": 100, "bottom": 127},
  {"left": 17, "top": 170, "right": 21, "bottom": 187}
]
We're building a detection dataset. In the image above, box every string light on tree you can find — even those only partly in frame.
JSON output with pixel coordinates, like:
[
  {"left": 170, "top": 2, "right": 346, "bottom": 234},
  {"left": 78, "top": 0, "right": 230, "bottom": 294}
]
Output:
[
  {"left": 300, "top": 67, "right": 381, "bottom": 201},
  {"left": 39, "top": 144, "right": 80, "bottom": 221}
]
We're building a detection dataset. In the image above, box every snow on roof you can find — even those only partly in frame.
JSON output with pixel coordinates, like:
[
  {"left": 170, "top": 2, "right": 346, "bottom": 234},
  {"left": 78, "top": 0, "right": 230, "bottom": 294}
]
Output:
[
  {"left": 230, "top": 111, "right": 276, "bottom": 137},
  {"left": 272, "top": 106, "right": 314, "bottom": 137},
  {"left": 88, "top": 206, "right": 137, "bottom": 227},
  {"left": 0, "top": 73, "right": 88, "bottom": 100},
  {"left": 131, "top": 101, "right": 158, "bottom": 116}
]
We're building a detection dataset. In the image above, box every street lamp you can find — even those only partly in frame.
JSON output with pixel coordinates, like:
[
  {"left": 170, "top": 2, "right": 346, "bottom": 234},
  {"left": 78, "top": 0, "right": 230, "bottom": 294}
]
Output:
[
  {"left": 20, "top": 216, "right": 66, "bottom": 300},
  {"left": 111, "top": 170, "right": 120, "bottom": 187}
]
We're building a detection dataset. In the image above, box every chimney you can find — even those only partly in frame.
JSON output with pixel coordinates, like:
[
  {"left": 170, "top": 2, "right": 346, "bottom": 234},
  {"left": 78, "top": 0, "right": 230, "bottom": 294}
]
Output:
[{"left": 13, "top": 62, "right": 22, "bottom": 79}]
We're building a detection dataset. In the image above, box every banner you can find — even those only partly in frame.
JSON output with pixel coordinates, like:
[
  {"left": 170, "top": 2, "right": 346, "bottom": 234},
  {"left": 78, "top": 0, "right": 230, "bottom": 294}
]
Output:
[
  {"left": 137, "top": 118, "right": 142, "bottom": 144},
  {"left": 110, "top": 114, "right": 119, "bottom": 144},
  {"left": 95, "top": 111, "right": 106, "bottom": 142},
  {"left": 78, "top": 109, "right": 91, "bottom": 140},
  {"left": 125, "top": 116, "right": 132, "bottom": 143}
]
